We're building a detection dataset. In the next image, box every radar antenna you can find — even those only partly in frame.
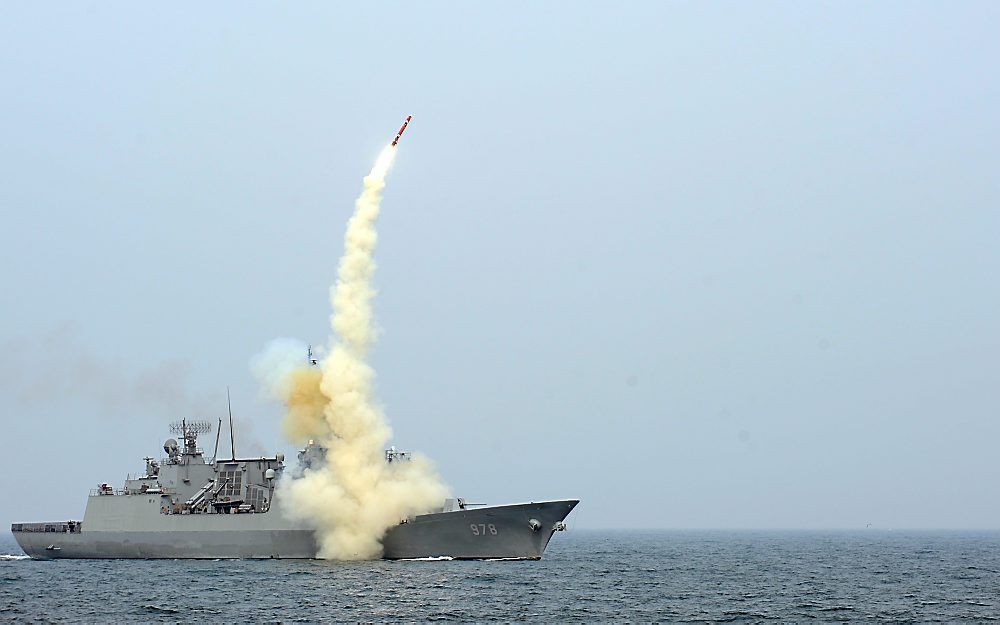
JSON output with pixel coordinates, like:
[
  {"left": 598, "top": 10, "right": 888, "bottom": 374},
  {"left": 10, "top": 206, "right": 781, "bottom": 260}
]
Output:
[
  {"left": 169, "top": 420, "right": 212, "bottom": 435},
  {"left": 169, "top": 419, "right": 212, "bottom": 456}
]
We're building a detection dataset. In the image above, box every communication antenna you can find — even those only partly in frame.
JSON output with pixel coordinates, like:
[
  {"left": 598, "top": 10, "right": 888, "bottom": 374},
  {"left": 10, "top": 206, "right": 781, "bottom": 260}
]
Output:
[{"left": 227, "top": 386, "right": 236, "bottom": 461}]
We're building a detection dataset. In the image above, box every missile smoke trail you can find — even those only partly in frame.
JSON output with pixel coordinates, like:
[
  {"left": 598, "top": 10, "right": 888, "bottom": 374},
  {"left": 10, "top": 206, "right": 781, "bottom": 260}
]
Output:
[{"left": 258, "top": 143, "right": 448, "bottom": 560}]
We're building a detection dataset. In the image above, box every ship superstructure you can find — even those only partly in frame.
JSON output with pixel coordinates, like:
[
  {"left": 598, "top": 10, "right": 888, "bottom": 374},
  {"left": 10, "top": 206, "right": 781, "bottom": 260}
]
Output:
[{"left": 120, "top": 420, "right": 284, "bottom": 515}]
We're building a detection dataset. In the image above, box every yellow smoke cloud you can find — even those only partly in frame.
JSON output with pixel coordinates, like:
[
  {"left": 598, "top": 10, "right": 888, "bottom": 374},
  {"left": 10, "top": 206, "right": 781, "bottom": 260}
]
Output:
[
  {"left": 266, "top": 144, "right": 449, "bottom": 559},
  {"left": 281, "top": 367, "right": 327, "bottom": 443}
]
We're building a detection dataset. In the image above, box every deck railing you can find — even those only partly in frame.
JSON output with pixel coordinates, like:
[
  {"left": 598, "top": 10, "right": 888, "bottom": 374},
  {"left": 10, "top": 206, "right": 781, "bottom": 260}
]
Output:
[{"left": 88, "top": 486, "right": 176, "bottom": 496}]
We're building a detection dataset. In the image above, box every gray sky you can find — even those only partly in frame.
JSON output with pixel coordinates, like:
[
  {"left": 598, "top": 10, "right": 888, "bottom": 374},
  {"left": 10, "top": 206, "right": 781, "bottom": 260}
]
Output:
[{"left": 1, "top": 2, "right": 998, "bottom": 530}]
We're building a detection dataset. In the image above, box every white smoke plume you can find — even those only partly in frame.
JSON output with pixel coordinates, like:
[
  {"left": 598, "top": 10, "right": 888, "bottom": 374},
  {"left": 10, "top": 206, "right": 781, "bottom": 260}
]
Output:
[{"left": 258, "top": 145, "right": 448, "bottom": 559}]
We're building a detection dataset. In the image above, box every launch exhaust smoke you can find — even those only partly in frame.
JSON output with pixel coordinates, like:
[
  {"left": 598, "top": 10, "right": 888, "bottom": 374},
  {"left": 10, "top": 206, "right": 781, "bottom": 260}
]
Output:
[{"left": 259, "top": 141, "right": 449, "bottom": 560}]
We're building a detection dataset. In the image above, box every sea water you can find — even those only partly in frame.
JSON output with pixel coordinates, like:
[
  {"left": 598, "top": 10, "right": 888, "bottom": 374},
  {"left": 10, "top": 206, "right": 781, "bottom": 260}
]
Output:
[{"left": 2, "top": 530, "right": 998, "bottom": 621}]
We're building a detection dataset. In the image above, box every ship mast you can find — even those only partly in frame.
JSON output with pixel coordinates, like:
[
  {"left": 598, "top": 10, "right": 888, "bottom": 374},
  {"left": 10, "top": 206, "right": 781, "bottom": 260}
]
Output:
[
  {"left": 212, "top": 417, "right": 222, "bottom": 462},
  {"left": 227, "top": 387, "right": 236, "bottom": 461}
]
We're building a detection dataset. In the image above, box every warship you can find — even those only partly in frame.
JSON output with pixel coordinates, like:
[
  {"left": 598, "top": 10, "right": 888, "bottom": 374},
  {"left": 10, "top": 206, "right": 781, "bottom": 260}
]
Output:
[{"left": 12, "top": 420, "right": 577, "bottom": 560}]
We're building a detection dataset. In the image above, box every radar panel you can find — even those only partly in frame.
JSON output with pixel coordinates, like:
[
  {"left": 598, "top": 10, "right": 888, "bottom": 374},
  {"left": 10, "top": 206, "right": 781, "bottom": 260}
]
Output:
[{"left": 170, "top": 420, "right": 212, "bottom": 434}]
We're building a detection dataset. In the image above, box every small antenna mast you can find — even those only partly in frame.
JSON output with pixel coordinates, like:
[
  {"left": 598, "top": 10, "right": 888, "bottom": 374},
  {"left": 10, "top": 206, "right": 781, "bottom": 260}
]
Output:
[
  {"left": 228, "top": 386, "right": 236, "bottom": 461},
  {"left": 212, "top": 417, "right": 222, "bottom": 462}
]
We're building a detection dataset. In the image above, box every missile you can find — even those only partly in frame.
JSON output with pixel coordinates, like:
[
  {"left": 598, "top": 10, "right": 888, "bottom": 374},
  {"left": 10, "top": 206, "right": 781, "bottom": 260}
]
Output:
[{"left": 391, "top": 115, "right": 412, "bottom": 146}]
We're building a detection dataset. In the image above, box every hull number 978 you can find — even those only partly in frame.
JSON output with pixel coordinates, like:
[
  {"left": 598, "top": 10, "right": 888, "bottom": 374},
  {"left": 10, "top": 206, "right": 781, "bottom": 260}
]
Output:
[{"left": 470, "top": 523, "right": 498, "bottom": 536}]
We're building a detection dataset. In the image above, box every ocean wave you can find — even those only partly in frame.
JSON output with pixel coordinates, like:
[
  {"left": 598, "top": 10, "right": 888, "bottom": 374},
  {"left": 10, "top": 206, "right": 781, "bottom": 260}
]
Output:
[{"left": 0, "top": 555, "right": 29, "bottom": 561}]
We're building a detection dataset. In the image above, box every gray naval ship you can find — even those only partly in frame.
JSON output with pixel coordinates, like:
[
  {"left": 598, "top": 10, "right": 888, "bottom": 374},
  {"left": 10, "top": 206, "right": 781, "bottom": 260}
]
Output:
[{"left": 12, "top": 420, "right": 577, "bottom": 560}]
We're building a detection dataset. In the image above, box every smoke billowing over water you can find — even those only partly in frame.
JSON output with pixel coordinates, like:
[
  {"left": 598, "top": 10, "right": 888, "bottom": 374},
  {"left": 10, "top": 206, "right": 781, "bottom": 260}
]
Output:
[
  {"left": 0, "top": 326, "right": 218, "bottom": 424},
  {"left": 255, "top": 146, "right": 448, "bottom": 559}
]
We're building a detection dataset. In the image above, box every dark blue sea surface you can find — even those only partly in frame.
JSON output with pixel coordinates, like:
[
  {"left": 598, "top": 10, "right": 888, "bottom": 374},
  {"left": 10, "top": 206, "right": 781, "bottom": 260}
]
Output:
[{"left": 2, "top": 530, "right": 999, "bottom": 622}]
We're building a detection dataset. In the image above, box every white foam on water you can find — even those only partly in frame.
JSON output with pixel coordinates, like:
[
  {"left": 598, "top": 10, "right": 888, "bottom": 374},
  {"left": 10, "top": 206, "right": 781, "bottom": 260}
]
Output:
[
  {"left": 399, "top": 556, "right": 454, "bottom": 561},
  {"left": 0, "top": 554, "right": 29, "bottom": 561}
]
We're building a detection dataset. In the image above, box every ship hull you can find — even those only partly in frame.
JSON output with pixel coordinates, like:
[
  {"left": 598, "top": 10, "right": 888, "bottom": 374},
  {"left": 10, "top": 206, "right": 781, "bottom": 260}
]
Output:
[{"left": 13, "top": 500, "right": 577, "bottom": 560}]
